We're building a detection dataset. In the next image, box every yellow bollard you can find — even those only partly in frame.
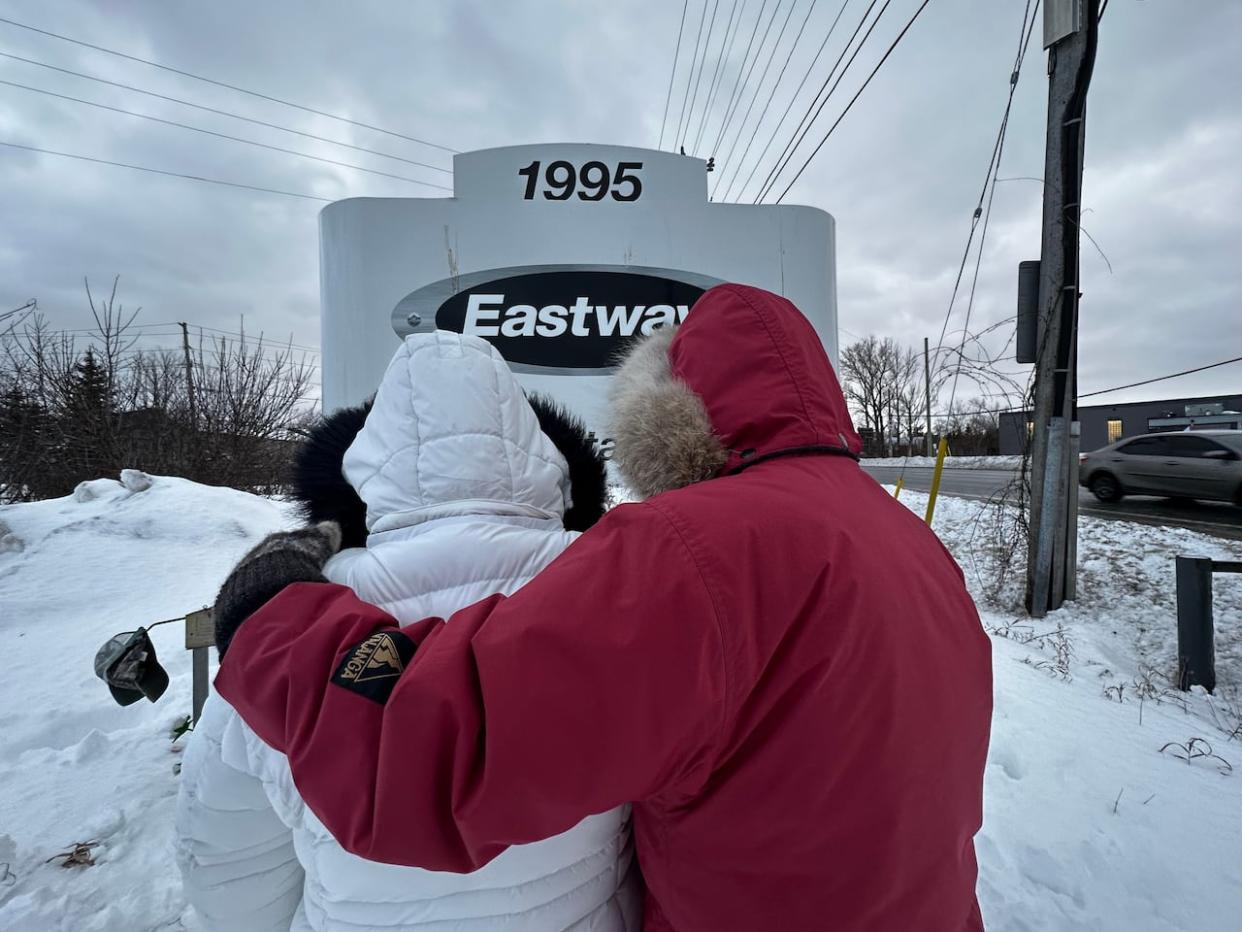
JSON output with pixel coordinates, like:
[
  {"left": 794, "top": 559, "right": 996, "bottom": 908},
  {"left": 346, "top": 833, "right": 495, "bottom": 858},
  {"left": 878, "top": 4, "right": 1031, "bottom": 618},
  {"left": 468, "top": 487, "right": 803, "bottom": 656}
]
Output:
[
  {"left": 924, "top": 437, "right": 949, "bottom": 525},
  {"left": 893, "top": 477, "right": 905, "bottom": 500}
]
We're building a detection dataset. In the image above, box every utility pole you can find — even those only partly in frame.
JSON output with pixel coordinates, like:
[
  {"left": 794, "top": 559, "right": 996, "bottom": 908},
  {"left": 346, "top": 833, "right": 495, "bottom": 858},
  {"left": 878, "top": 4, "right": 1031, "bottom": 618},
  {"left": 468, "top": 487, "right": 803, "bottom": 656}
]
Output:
[
  {"left": 1026, "top": 0, "right": 1099, "bottom": 617},
  {"left": 924, "top": 337, "right": 934, "bottom": 456},
  {"left": 179, "top": 321, "right": 197, "bottom": 428}
]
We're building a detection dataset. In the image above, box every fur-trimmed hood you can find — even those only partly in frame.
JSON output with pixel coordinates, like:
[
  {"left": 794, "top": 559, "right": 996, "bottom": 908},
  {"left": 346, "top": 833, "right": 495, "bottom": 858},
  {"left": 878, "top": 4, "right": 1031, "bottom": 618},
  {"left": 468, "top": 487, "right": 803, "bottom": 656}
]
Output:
[
  {"left": 290, "top": 340, "right": 607, "bottom": 541},
  {"left": 610, "top": 283, "right": 861, "bottom": 499}
]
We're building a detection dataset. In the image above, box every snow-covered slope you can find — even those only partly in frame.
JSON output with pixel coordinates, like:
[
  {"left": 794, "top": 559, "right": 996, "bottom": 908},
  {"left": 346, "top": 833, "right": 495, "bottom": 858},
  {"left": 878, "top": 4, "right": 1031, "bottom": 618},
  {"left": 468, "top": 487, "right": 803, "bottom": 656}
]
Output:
[
  {"left": 898, "top": 486, "right": 1242, "bottom": 930},
  {"left": 0, "top": 475, "right": 297, "bottom": 931},
  {"left": 0, "top": 475, "right": 1239, "bottom": 930}
]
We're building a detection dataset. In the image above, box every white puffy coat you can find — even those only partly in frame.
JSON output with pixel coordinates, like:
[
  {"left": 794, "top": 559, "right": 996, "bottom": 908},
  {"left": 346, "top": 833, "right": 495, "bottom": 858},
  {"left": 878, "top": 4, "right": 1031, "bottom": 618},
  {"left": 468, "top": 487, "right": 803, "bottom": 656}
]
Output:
[{"left": 176, "top": 332, "right": 639, "bottom": 931}]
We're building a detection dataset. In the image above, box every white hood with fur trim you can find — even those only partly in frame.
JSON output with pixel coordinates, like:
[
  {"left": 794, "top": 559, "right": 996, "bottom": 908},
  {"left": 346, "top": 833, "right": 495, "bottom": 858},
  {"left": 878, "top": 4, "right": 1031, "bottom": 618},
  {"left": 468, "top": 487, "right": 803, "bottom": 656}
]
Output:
[
  {"left": 176, "top": 333, "right": 638, "bottom": 932},
  {"left": 344, "top": 331, "right": 571, "bottom": 533}
]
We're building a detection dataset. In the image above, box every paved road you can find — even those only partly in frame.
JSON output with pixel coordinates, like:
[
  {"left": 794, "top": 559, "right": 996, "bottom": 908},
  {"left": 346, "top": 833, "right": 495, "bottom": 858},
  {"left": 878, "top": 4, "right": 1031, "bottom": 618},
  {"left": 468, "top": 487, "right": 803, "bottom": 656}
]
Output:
[{"left": 862, "top": 466, "right": 1242, "bottom": 541}]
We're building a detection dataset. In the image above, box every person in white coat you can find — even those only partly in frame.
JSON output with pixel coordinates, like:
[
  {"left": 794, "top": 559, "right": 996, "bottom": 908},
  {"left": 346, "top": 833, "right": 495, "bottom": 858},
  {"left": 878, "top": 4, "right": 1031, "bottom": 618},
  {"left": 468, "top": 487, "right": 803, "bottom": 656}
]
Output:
[{"left": 175, "top": 331, "right": 640, "bottom": 932}]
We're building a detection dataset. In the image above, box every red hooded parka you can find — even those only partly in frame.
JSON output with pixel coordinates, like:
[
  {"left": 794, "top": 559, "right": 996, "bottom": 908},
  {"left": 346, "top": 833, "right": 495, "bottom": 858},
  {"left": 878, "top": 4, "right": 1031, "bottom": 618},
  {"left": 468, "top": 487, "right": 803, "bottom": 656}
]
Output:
[{"left": 216, "top": 284, "right": 993, "bottom": 931}]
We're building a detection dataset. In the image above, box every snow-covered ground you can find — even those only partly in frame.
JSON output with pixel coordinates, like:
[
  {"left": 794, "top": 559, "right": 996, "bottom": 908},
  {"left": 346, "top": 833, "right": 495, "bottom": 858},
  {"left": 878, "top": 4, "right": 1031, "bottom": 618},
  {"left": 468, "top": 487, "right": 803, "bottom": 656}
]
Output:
[
  {"left": 862, "top": 454, "right": 1023, "bottom": 469},
  {"left": 0, "top": 475, "right": 1239, "bottom": 930},
  {"left": 901, "top": 486, "right": 1242, "bottom": 930},
  {"left": 0, "top": 475, "right": 298, "bottom": 930}
]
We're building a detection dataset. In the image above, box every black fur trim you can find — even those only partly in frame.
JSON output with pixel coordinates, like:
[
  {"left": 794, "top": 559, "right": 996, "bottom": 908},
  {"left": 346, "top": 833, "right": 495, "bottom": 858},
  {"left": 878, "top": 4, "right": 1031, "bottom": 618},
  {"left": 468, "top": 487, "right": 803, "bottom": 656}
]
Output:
[
  {"left": 527, "top": 394, "right": 609, "bottom": 532},
  {"left": 290, "top": 401, "right": 373, "bottom": 549}
]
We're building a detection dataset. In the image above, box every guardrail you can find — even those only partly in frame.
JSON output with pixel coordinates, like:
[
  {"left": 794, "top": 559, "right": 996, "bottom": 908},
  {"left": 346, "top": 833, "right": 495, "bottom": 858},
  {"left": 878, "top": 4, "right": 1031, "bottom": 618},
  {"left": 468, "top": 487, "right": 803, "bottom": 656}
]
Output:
[{"left": 1176, "top": 556, "right": 1242, "bottom": 693}]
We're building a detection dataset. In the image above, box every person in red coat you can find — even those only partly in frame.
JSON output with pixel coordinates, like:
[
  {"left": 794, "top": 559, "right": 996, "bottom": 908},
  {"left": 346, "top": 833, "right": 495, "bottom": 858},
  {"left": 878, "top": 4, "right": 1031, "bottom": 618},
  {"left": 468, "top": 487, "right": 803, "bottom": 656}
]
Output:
[{"left": 214, "top": 283, "right": 993, "bottom": 931}]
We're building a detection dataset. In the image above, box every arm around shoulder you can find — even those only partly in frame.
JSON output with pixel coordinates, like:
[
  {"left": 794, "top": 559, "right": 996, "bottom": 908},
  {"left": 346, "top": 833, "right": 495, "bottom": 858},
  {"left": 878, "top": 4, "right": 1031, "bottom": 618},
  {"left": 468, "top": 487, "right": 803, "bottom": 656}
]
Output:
[{"left": 216, "top": 501, "right": 728, "bottom": 871}]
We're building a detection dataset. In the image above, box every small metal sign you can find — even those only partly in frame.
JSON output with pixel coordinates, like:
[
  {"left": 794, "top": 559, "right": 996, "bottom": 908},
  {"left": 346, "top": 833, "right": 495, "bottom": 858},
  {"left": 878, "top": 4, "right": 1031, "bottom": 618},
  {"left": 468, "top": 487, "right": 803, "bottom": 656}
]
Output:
[
  {"left": 184, "top": 608, "right": 215, "bottom": 650},
  {"left": 1044, "top": 0, "right": 1082, "bottom": 48}
]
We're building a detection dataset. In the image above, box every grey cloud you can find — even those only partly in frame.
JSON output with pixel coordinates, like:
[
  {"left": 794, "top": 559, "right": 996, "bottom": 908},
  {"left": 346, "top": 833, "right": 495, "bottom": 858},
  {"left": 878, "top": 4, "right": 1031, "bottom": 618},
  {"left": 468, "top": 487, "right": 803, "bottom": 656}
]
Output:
[{"left": 0, "top": 0, "right": 1238, "bottom": 405}]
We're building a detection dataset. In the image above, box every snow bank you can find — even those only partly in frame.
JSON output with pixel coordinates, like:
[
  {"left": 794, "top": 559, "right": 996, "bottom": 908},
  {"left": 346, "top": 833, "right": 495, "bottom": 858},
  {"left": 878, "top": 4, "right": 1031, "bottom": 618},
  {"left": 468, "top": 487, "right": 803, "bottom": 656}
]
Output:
[
  {"left": 0, "top": 475, "right": 297, "bottom": 930},
  {"left": 895, "top": 485, "right": 1242, "bottom": 929},
  {"left": 862, "top": 454, "right": 1022, "bottom": 469}
]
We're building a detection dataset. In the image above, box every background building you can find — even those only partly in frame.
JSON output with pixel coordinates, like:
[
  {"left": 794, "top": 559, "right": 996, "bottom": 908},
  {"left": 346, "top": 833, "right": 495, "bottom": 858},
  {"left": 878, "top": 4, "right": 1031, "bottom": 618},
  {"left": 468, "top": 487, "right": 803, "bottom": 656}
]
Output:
[{"left": 999, "top": 393, "right": 1242, "bottom": 454}]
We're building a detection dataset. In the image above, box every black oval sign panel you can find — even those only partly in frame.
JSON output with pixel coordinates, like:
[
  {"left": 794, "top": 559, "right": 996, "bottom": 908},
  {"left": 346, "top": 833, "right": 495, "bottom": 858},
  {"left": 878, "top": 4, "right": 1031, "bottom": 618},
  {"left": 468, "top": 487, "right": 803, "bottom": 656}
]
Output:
[{"left": 433, "top": 270, "right": 709, "bottom": 370}]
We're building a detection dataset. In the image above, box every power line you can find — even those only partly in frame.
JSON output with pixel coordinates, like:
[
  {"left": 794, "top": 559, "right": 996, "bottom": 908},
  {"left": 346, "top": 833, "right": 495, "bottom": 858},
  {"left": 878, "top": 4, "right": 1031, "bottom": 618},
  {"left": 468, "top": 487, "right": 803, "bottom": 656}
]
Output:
[
  {"left": 710, "top": 0, "right": 786, "bottom": 165},
  {"left": 690, "top": 0, "right": 744, "bottom": 154},
  {"left": 931, "top": 1, "right": 1039, "bottom": 376},
  {"left": 0, "top": 78, "right": 453, "bottom": 191},
  {"left": 933, "top": 0, "right": 1038, "bottom": 442},
  {"left": 0, "top": 138, "right": 332, "bottom": 201},
  {"left": 679, "top": 0, "right": 723, "bottom": 151},
  {"left": 0, "top": 15, "right": 456, "bottom": 155},
  {"left": 763, "top": 0, "right": 901, "bottom": 203},
  {"left": 7, "top": 323, "right": 321, "bottom": 357},
  {"left": 1078, "top": 357, "right": 1242, "bottom": 400},
  {"left": 771, "top": 0, "right": 933, "bottom": 203},
  {"left": 709, "top": 0, "right": 773, "bottom": 156},
  {"left": 673, "top": 1, "right": 711, "bottom": 149},
  {"left": 658, "top": 0, "right": 692, "bottom": 149},
  {"left": 752, "top": 0, "right": 881, "bottom": 203},
  {"left": 190, "top": 324, "right": 320, "bottom": 355},
  {"left": 718, "top": 0, "right": 818, "bottom": 200},
  {"left": 712, "top": 0, "right": 801, "bottom": 197},
  {"left": 0, "top": 51, "right": 452, "bottom": 175},
  {"left": 945, "top": 2, "right": 1040, "bottom": 418},
  {"left": 734, "top": 0, "right": 852, "bottom": 201}
]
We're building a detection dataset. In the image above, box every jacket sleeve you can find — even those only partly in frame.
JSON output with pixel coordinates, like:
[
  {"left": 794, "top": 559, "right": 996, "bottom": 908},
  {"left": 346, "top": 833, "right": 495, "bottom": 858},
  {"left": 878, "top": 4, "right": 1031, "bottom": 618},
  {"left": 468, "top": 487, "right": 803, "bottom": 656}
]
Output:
[
  {"left": 174, "top": 695, "right": 305, "bottom": 932},
  {"left": 214, "top": 501, "right": 728, "bottom": 871}
]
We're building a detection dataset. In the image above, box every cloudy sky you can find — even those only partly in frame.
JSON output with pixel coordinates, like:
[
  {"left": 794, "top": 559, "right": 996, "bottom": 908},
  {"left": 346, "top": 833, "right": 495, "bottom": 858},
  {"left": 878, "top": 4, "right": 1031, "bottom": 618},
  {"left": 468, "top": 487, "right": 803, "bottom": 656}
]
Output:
[{"left": 1, "top": 0, "right": 1238, "bottom": 408}]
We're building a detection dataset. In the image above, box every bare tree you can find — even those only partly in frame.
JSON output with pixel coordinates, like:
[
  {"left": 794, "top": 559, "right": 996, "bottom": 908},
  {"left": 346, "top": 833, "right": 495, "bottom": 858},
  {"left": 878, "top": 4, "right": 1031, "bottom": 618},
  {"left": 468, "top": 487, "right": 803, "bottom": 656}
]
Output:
[
  {"left": 0, "top": 279, "right": 314, "bottom": 502},
  {"left": 191, "top": 332, "right": 314, "bottom": 492},
  {"left": 841, "top": 337, "right": 934, "bottom": 456},
  {"left": 841, "top": 336, "right": 897, "bottom": 456}
]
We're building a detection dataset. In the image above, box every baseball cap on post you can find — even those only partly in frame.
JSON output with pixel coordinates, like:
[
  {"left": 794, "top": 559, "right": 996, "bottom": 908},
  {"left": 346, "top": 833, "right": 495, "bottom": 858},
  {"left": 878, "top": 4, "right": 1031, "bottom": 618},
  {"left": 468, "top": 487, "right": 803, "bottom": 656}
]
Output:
[{"left": 94, "top": 628, "right": 169, "bottom": 707}]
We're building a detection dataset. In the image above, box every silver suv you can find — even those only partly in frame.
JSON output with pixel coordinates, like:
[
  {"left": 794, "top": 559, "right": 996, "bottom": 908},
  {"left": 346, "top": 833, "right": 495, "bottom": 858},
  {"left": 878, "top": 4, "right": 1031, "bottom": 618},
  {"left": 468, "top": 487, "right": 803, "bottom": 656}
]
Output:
[{"left": 1079, "top": 430, "right": 1242, "bottom": 504}]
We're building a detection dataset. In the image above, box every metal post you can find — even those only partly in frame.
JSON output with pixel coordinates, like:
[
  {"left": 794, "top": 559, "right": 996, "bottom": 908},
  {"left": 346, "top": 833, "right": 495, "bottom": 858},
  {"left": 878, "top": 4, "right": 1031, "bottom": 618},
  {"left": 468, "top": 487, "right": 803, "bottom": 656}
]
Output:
[
  {"left": 1031, "top": 418, "right": 1065, "bottom": 618},
  {"left": 1025, "top": 0, "right": 1099, "bottom": 614},
  {"left": 924, "top": 336, "right": 933, "bottom": 457},
  {"left": 184, "top": 608, "right": 215, "bottom": 725},
  {"left": 1175, "top": 557, "right": 1215, "bottom": 693},
  {"left": 192, "top": 647, "right": 209, "bottom": 724},
  {"left": 1065, "top": 420, "right": 1080, "bottom": 600}
]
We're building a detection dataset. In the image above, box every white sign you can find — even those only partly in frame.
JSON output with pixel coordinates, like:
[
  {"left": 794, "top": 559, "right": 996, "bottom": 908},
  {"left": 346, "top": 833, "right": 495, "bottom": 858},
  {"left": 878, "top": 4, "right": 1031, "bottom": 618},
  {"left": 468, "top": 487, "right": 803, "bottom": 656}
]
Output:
[{"left": 320, "top": 143, "right": 838, "bottom": 456}]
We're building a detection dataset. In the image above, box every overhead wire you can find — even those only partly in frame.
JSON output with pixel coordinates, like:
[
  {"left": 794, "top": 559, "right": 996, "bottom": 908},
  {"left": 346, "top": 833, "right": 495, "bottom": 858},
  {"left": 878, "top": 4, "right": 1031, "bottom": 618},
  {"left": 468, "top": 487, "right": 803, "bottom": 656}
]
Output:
[
  {"left": 710, "top": 0, "right": 784, "bottom": 170},
  {"left": 712, "top": 0, "right": 802, "bottom": 197},
  {"left": 0, "top": 51, "right": 452, "bottom": 175},
  {"left": 1078, "top": 357, "right": 1242, "bottom": 400},
  {"left": 658, "top": 0, "right": 692, "bottom": 149},
  {"left": 932, "top": 0, "right": 1039, "bottom": 373},
  {"left": 752, "top": 0, "right": 881, "bottom": 202},
  {"left": 708, "top": 0, "right": 773, "bottom": 156},
  {"left": 710, "top": 0, "right": 788, "bottom": 167},
  {"left": 937, "top": 0, "right": 1041, "bottom": 444},
  {"left": 761, "top": 0, "right": 898, "bottom": 203},
  {"left": 689, "top": 0, "right": 743, "bottom": 154},
  {"left": 0, "top": 78, "right": 453, "bottom": 190},
  {"left": 734, "top": 0, "right": 852, "bottom": 201},
  {"left": 771, "top": 0, "right": 934, "bottom": 203},
  {"left": 718, "top": 0, "right": 819, "bottom": 200},
  {"left": 0, "top": 138, "right": 332, "bottom": 201},
  {"left": 673, "top": 0, "right": 711, "bottom": 149},
  {"left": 0, "top": 15, "right": 456, "bottom": 154},
  {"left": 679, "top": 0, "right": 723, "bottom": 151}
]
